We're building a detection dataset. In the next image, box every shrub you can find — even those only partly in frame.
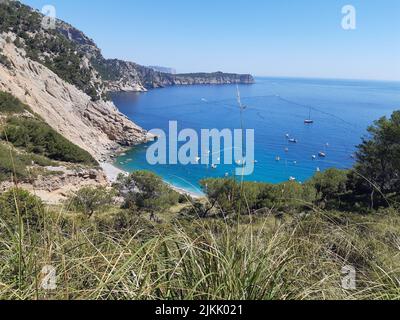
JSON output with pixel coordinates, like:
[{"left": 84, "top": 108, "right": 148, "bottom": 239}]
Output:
[
  {"left": 307, "top": 168, "right": 348, "bottom": 208},
  {"left": 0, "top": 91, "right": 31, "bottom": 114},
  {"left": 66, "top": 186, "right": 114, "bottom": 218},
  {"left": 0, "top": 188, "right": 44, "bottom": 232},
  {"left": 350, "top": 111, "right": 400, "bottom": 208},
  {"left": 114, "top": 171, "right": 179, "bottom": 215},
  {"left": 2, "top": 116, "right": 97, "bottom": 165}
]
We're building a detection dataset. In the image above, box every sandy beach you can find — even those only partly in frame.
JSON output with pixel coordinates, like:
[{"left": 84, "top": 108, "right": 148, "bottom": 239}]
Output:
[{"left": 101, "top": 162, "right": 204, "bottom": 199}]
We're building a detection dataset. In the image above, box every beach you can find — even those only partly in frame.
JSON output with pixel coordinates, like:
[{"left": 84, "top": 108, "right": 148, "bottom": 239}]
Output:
[{"left": 101, "top": 162, "right": 204, "bottom": 199}]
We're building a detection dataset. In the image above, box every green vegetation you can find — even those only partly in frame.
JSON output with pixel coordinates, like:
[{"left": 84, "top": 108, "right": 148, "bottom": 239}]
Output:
[
  {"left": 350, "top": 111, "right": 400, "bottom": 208},
  {"left": 0, "top": 143, "right": 54, "bottom": 183},
  {"left": 0, "top": 110, "right": 399, "bottom": 300},
  {"left": 0, "top": 91, "right": 31, "bottom": 114},
  {"left": 66, "top": 186, "right": 115, "bottom": 218},
  {"left": 114, "top": 171, "right": 180, "bottom": 219},
  {"left": 1, "top": 116, "right": 97, "bottom": 166},
  {"left": 0, "top": 1, "right": 102, "bottom": 101},
  {"left": 0, "top": 186, "right": 399, "bottom": 299},
  {"left": 0, "top": 52, "right": 11, "bottom": 69}
]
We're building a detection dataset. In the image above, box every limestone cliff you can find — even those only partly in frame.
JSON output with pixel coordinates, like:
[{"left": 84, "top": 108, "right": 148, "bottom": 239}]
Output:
[{"left": 0, "top": 38, "right": 148, "bottom": 160}]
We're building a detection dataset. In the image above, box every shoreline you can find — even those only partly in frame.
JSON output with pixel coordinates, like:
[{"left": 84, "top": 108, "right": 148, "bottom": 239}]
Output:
[{"left": 100, "top": 162, "right": 204, "bottom": 199}]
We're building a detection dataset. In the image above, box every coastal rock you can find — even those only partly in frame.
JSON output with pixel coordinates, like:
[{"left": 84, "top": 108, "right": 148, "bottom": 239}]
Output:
[{"left": 0, "top": 39, "right": 148, "bottom": 160}]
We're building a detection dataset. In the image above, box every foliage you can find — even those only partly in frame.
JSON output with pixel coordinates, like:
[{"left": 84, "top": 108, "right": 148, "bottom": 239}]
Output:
[
  {"left": 2, "top": 116, "right": 97, "bottom": 165},
  {"left": 114, "top": 171, "right": 179, "bottom": 214},
  {"left": 307, "top": 168, "right": 349, "bottom": 208},
  {"left": 350, "top": 111, "right": 400, "bottom": 208},
  {"left": 66, "top": 186, "right": 115, "bottom": 218},
  {"left": 0, "top": 53, "right": 11, "bottom": 69},
  {"left": 0, "top": 188, "right": 44, "bottom": 232},
  {"left": 0, "top": 91, "right": 31, "bottom": 114},
  {"left": 0, "top": 188, "right": 399, "bottom": 299},
  {"left": 0, "top": 1, "right": 102, "bottom": 101},
  {"left": 200, "top": 178, "right": 318, "bottom": 217},
  {"left": 0, "top": 143, "right": 54, "bottom": 183}
]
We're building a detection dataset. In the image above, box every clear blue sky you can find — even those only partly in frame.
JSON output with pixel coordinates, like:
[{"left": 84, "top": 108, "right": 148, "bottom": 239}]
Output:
[{"left": 23, "top": 0, "right": 400, "bottom": 80}]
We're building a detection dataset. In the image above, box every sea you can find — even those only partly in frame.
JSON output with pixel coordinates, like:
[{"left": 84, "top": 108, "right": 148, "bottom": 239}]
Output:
[{"left": 111, "top": 77, "right": 400, "bottom": 196}]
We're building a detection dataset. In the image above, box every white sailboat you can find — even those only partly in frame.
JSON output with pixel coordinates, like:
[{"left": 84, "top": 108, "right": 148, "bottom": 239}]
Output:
[{"left": 304, "top": 107, "right": 314, "bottom": 124}]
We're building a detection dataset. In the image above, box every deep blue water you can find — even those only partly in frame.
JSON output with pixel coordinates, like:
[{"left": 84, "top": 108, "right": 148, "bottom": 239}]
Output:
[{"left": 112, "top": 77, "right": 400, "bottom": 195}]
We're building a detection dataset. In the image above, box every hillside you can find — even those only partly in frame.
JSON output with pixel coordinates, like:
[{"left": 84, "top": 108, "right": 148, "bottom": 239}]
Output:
[{"left": 0, "top": 1, "right": 254, "bottom": 159}]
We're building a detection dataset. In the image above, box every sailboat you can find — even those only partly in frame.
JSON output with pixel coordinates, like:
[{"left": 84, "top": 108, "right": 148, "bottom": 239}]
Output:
[{"left": 304, "top": 107, "right": 314, "bottom": 124}]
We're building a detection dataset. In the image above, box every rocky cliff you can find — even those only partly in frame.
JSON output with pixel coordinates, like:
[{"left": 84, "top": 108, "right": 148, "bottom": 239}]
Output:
[
  {"left": 0, "top": 38, "right": 148, "bottom": 160},
  {"left": 0, "top": 1, "right": 254, "bottom": 160}
]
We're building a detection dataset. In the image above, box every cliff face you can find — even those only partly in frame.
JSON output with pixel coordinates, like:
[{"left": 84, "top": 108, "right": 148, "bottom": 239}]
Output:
[
  {"left": 0, "top": 1, "right": 254, "bottom": 160},
  {"left": 53, "top": 13, "right": 255, "bottom": 92},
  {"left": 0, "top": 39, "right": 148, "bottom": 160},
  {"left": 101, "top": 61, "right": 255, "bottom": 92}
]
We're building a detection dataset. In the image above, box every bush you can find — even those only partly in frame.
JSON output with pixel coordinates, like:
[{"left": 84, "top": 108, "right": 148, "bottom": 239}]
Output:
[
  {"left": 66, "top": 186, "right": 114, "bottom": 218},
  {"left": 307, "top": 168, "right": 349, "bottom": 208},
  {"left": 114, "top": 171, "right": 179, "bottom": 215},
  {"left": 349, "top": 111, "right": 400, "bottom": 208},
  {"left": 2, "top": 116, "right": 97, "bottom": 165},
  {"left": 0, "top": 53, "right": 11, "bottom": 69},
  {"left": 200, "top": 178, "right": 317, "bottom": 216},
  {"left": 0, "top": 188, "right": 44, "bottom": 232},
  {"left": 0, "top": 91, "right": 31, "bottom": 114}
]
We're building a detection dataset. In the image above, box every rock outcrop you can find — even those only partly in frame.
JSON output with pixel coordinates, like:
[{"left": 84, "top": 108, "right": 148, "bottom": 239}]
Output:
[{"left": 0, "top": 39, "right": 148, "bottom": 160}]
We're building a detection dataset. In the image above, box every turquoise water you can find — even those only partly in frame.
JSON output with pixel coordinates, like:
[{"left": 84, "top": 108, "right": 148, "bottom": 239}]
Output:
[{"left": 112, "top": 77, "right": 400, "bottom": 195}]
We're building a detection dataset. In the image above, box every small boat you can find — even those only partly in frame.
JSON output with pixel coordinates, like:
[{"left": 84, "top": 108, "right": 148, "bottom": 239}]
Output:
[
  {"left": 316, "top": 167, "right": 321, "bottom": 172},
  {"left": 318, "top": 152, "right": 326, "bottom": 158},
  {"left": 275, "top": 156, "right": 281, "bottom": 161},
  {"left": 225, "top": 172, "right": 229, "bottom": 177},
  {"left": 304, "top": 108, "right": 314, "bottom": 124},
  {"left": 312, "top": 155, "right": 317, "bottom": 160},
  {"left": 293, "top": 161, "right": 297, "bottom": 165},
  {"left": 289, "top": 176, "right": 296, "bottom": 181},
  {"left": 253, "top": 160, "right": 258, "bottom": 164},
  {"left": 211, "top": 164, "right": 217, "bottom": 169},
  {"left": 288, "top": 138, "right": 298, "bottom": 143},
  {"left": 195, "top": 156, "right": 201, "bottom": 163},
  {"left": 285, "top": 133, "right": 290, "bottom": 138},
  {"left": 285, "top": 148, "right": 289, "bottom": 152}
]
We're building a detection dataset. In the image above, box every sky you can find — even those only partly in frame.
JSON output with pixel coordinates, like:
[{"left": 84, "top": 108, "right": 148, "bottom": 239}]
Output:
[{"left": 22, "top": 0, "right": 400, "bottom": 81}]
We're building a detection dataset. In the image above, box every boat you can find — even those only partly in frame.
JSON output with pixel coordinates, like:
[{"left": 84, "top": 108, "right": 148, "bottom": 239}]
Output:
[
  {"left": 285, "top": 148, "right": 289, "bottom": 152},
  {"left": 285, "top": 133, "right": 290, "bottom": 138},
  {"left": 195, "top": 156, "right": 201, "bottom": 163},
  {"left": 312, "top": 155, "right": 317, "bottom": 160},
  {"left": 316, "top": 167, "right": 321, "bottom": 172},
  {"left": 211, "top": 164, "right": 217, "bottom": 169},
  {"left": 293, "top": 161, "right": 297, "bottom": 165},
  {"left": 289, "top": 176, "right": 296, "bottom": 181},
  {"left": 304, "top": 108, "right": 314, "bottom": 124},
  {"left": 275, "top": 156, "right": 281, "bottom": 161},
  {"left": 288, "top": 138, "right": 298, "bottom": 143},
  {"left": 318, "top": 152, "right": 326, "bottom": 158}
]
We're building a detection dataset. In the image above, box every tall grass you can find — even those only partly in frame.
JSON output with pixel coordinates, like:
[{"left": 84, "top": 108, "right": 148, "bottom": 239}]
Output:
[{"left": 0, "top": 196, "right": 399, "bottom": 300}]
